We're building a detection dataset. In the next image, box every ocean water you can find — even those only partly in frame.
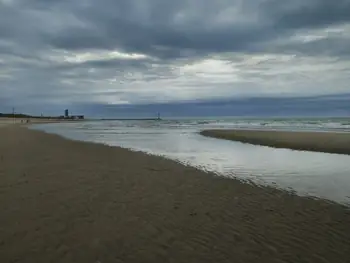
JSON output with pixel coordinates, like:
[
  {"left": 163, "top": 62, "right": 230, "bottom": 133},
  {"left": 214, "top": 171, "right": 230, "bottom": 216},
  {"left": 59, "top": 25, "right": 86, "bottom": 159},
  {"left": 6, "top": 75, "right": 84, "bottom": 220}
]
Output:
[{"left": 31, "top": 117, "right": 350, "bottom": 205}]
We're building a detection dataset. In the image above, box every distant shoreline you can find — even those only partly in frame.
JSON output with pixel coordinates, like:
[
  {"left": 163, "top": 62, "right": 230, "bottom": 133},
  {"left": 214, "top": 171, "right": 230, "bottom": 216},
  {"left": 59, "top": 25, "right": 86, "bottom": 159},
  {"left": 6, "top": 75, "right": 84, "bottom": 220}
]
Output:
[{"left": 200, "top": 129, "right": 350, "bottom": 155}]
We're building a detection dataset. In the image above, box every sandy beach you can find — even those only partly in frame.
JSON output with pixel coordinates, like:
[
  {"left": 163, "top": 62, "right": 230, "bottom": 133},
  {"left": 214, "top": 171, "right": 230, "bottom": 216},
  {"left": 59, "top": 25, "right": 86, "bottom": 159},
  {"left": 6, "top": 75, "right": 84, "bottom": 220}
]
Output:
[
  {"left": 201, "top": 129, "right": 350, "bottom": 155},
  {"left": 0, "top": 117, "right": 66, "bottom": 127},
  {"left": 1, "top": 126, "right": 350, "bottom": 263}
]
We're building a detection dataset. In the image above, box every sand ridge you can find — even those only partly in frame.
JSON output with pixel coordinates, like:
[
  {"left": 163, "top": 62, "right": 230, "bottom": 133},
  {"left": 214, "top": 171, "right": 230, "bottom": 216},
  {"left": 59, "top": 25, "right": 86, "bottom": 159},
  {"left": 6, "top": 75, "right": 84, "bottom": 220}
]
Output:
[
  {"left": 201, "top": 129, "right": 350, "bottom": 155},
  {"left": 1, "top": 126, "right": 350, "bottom": 262}
]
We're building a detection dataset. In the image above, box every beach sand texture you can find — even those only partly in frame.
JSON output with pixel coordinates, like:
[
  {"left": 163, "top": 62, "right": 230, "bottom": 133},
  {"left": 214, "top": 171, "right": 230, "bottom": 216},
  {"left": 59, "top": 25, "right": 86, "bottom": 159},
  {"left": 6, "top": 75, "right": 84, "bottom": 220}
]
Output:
[
  {"left": 1, "top": 126, "right": 350, "bottom": 263},
  {"left": 201, "top": 129, "right": 350, "bottom": 155},
  {"left": 0, "top": 117, "right": 84, "bottom": 128},
  {"left": 0, "top": 118, "right": 22, "bottom": 127}
]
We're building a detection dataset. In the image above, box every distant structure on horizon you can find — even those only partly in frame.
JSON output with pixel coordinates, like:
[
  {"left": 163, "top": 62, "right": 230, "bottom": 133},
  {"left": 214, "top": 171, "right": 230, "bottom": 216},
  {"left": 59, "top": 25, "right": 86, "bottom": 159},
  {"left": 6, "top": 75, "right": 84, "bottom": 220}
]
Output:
[
  {"left": 60, "top": 109, "right": 84, "bottom": 120},
  {"left": 1, "top": 110, "right": 84, "bottom": 120}
]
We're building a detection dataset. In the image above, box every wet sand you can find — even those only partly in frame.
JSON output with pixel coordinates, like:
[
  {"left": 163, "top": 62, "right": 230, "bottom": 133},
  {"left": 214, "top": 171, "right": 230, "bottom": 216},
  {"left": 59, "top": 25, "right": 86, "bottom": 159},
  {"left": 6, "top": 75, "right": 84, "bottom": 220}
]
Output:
[
  {"left": 1, "top": 126, "right": 350, "bottom": 263},
  {"left": 201, "top": 129, "right": 350, "bottom": 155}
]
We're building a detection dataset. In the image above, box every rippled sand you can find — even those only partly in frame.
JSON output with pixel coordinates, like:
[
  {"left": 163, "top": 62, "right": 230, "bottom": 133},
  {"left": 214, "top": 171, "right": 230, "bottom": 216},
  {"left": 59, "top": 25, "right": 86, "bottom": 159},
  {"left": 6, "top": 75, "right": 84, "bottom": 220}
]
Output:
[{"left": 1, "top": 126, "right": 349, "bottom": 263}]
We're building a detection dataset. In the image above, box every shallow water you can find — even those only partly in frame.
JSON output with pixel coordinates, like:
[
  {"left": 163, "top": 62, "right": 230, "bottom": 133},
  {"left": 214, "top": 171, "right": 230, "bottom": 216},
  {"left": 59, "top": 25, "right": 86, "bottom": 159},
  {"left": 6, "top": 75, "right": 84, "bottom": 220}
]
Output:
[{"left": 32, "top": 120, "right": 350, "bottom": 205}]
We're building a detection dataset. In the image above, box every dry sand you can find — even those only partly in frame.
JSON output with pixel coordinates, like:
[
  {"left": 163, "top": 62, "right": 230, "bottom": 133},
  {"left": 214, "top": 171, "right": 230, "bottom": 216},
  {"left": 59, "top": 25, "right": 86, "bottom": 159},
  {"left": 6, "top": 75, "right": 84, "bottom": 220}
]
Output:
[
  {"left": 201, "top": 129, "right": 350, "bottom": 155},
  {"left": 0, "top": 117, "right": 24, "bottom": 127},
  {"left": 1, "top": 126, "right": 350, "bottom": 263}
]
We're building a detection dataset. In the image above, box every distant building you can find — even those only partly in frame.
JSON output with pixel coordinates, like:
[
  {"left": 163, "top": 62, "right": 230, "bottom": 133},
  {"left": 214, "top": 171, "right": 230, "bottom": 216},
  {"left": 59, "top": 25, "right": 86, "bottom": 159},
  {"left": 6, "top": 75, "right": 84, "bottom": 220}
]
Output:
[{"left": 61, "top": 109, "right": 84, "bottom": 120}]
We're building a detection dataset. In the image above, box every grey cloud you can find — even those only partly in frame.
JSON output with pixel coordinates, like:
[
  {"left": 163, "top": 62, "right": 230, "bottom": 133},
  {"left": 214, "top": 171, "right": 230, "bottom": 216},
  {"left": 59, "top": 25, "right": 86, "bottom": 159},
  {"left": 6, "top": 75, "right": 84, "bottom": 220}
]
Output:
[
  {"left": 2, "top": 0, "right": 350, "bottom": 59},
  {"left": 38, "top": 0, "right": 350, "bottom": 57},
  {"left": 273, "top": 37, "right": 350, "bottom": 57},
  {"left": 271, "top": 0, "right": 350, "bottom": 30},
  {"left": 43, "top": 3, "right": 267, "bottom": 55},
  {"left": 63, "top": 58, "right": 152, "bottom": 70},
  {"left": 1, "top": 0, "right": 350, "bottom": 115}
]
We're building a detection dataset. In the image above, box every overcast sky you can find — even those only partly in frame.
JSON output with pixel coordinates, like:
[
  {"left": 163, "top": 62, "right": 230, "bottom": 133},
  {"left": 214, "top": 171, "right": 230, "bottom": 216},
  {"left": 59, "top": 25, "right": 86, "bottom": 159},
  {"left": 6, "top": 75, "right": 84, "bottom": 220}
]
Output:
[{"left": 1, "top": 0, "right": 350, "bottom": 117}]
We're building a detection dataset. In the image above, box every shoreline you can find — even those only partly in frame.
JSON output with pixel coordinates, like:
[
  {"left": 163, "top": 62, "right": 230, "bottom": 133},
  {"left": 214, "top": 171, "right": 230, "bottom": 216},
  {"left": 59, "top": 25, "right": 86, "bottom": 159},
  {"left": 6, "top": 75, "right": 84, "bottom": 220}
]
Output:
[
  {"left": 200, "top": 129, "right": 350, "bottom": 155},
  {"left": 1, "top": 126, "right": 350, "bottom": 262}
]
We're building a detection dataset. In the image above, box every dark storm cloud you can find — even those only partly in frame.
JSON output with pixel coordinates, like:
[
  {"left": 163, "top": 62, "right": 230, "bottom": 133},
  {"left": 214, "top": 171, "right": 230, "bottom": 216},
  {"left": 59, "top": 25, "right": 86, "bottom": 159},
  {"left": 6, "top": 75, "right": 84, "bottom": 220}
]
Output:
[
  {"left": 47, "top": 19, "right": 265, "bottom": 58},
  {"left": 272, "top": 0, "right": 350, "bottom": 30},
  {"left": 36, "top": 0, "right": 350, "bottom": 57},
  {"left": 2, "top": 0, "right": 347, "bottom": 58}
]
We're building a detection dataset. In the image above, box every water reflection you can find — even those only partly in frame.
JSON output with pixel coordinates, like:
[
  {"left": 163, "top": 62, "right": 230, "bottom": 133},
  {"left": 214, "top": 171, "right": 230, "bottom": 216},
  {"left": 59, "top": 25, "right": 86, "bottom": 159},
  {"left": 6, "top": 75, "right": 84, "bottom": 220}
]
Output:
[{"left": 32, "top": 122, "right": 350, "bottom": 205}]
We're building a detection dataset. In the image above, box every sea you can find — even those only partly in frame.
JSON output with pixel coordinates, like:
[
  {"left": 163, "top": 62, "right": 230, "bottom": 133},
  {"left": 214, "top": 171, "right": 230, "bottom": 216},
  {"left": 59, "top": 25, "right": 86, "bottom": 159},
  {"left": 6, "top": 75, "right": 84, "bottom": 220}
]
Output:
[{"left": 31, "top": 117, "right": 350, "bottom": 205}]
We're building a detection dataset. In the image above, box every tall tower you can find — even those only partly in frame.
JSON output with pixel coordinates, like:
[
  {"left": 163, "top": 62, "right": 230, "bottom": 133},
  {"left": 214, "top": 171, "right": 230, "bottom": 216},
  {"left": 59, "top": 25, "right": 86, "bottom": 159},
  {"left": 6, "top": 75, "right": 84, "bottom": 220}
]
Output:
[{"left": 64, "top": 109, "right": 69, "bottom": 118}]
